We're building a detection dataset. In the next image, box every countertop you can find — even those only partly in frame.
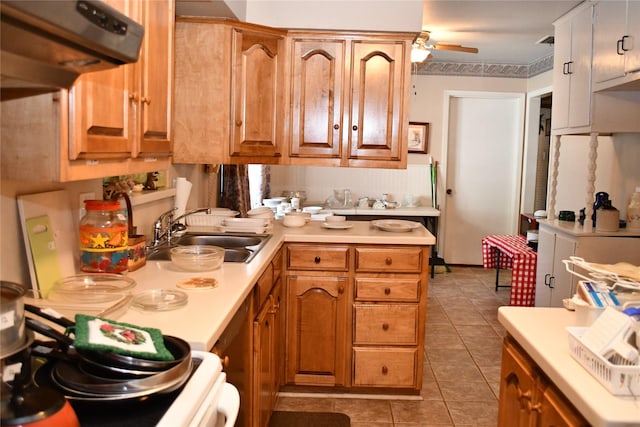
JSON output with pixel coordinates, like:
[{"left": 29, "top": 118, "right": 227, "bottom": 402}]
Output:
[
  {"left": 538, "top": 219, "right": 640, "bottom": 237},
  {"left": 498, "top": 307, "right": 640, "bottom": 426},
  {"left": 327, "top": 206, "right": 440, "bottom": 217},
  {"left": 119, "top": 220, "right": 435, "bottom": 352}
]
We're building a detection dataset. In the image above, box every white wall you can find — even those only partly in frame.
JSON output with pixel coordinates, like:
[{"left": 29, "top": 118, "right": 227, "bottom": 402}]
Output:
[
  {"left": 246, "top": 0, "right": 423, "bottom": 32},
  {"left": 555, "top": 134, "right": 640, "bottom": 220}
]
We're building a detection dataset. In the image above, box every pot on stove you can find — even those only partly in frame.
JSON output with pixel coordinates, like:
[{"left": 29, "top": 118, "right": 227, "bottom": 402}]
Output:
[{"left": 1, "top": 282, "right": 27, "bottom": 358}]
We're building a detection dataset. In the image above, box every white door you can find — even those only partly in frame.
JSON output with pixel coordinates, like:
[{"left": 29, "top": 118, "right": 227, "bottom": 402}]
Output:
[{"left": 442, "top": 92, "right": 524, "bottom": 265}]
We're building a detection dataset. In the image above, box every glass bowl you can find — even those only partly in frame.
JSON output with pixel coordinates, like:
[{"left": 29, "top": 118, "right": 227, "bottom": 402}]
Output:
[
  {"left": 48, "top": 274, "right": 136, "bottom": 303},
  {"left": 170, "top": 245, "right": 225, "bottom": 271},
  {"left": 132, "top": 289, "right": 188, "bottom": 312}
]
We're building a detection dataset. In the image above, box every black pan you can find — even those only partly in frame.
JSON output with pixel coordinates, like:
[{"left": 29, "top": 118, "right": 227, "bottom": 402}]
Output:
[{"left": 24, "top": 306, "right": 191, "bottom": 373}]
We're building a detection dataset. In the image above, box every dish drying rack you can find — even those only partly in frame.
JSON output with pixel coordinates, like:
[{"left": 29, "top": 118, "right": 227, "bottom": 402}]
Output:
[{"left": 563, "top": 256, "right": 640, "bottom": 293}]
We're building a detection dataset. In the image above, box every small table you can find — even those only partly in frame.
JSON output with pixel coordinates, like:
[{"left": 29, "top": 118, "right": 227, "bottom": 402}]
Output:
[{"left": 482, "top": 235, "right": 537, "bottom": 306}]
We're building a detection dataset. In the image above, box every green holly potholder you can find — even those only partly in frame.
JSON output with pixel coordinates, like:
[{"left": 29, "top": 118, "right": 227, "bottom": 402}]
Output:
[{"left": 73, "top": 314, "right": 174, "bottom": 361}]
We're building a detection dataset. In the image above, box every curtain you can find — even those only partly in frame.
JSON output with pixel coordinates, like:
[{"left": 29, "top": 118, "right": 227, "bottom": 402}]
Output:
[{"left": 219, "top": 164, "right": 251, "bottom": 216}]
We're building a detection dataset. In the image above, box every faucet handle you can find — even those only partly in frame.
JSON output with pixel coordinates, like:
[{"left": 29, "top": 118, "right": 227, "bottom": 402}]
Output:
[{"left": 157, "top": 207, "right": 177, "bottom": 224}]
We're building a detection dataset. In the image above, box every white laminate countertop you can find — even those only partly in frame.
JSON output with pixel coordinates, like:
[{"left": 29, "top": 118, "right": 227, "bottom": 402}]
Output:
[
  {"left": 119, "top": 220, "right": 434, "bottom": 352},
  {"left": 538, "top": 219, "right": 640, "bottom": 237},
  {"left": 328, "top": 206, "right": 440, "bottom": 217},
  {"left": 498, "top": 307, "right": 640, "bottom": 426}
]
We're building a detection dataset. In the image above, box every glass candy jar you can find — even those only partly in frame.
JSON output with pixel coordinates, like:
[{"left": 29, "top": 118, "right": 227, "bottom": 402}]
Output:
[{"left": 79, "top": 200, "right": 128, "bottom": 273}]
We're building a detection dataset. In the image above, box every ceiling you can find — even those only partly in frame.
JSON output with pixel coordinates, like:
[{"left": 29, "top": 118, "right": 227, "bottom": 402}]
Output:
[{"left": 420, "top": 1, "right": 582, "bottom": 65}]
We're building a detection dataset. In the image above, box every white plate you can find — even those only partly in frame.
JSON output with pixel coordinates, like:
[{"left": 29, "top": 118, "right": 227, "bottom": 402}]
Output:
[
  {"left": 371, "top": 219, "right": 421, "bottom": 232},
  {"left": 322, "top": 222, "right": 353, "bottom": 230}
]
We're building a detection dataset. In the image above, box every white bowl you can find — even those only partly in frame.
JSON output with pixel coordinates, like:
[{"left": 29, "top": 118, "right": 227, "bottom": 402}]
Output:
[
  {"left": 287, "top": 211, "right": 311, "bottom": 223},
  {"left": 325, "top": 215, "right": 346, "bottom": 223},
  {"left": 282, "top": 214, "right": 306, "bottom": 228},
  {"left": 262, "top": 197, "right": 285, "bottom": 207},
  {"left": 302, "top": 206, "right": 322, "bottom": 214},
  {"left": 170, "top": 245, "right": 225, "bottom": 271},
  {"left": 247, "top": 207, "right": 274, "bottom": 218}
]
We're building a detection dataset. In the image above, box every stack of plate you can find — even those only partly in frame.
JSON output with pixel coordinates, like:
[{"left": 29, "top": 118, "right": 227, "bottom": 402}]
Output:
[
  {"left": 371, "top": 219, "right": 421, "bottom": 232},
  {"left": 219, "top": 218, "right": 272, "bottom": 234}
]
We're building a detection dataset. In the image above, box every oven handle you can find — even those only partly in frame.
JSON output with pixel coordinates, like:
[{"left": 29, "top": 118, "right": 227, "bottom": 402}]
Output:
[{"left": 217, "top": 382, "right": 240, "bottom": 427}]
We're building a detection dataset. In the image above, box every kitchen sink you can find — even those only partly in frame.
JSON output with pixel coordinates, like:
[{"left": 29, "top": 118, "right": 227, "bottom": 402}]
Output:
[{"left": 147, "top": 232, "right": 271, "bottom": 264}]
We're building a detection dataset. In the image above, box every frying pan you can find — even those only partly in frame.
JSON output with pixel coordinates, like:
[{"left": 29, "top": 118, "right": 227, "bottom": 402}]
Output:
[{"left": 24, "top": 306, "right": 191, "bottom": 373}]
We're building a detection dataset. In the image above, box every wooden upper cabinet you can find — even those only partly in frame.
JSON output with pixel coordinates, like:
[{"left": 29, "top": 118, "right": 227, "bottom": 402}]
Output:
[
  {"left": 69, "top": 0, "right": 173, "bottom": 161},
  {"left": 230, "top": 29, "right": 283, "bottom": 159},
  {"left": 289, "top": 39, "right": 345, "bottom": 161},
  {"left": 286, "top": 31, "right": 413, "bottom": 169},
  {"left": 69, "top": 0, "right": 134, "bottom": 160},
  {"left": 173, "top": 18, "right": 285, "bottom": 165},
  {"left": 135, "top": 0, "right": 174, "bottom": 157}
]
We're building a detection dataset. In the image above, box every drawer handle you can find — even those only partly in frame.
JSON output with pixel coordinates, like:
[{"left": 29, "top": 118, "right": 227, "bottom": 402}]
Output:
[
  {"left": 382, "top": 323, "right": 389, "bottom": 331},
  {"left": 381, "top": 365, "right": 388, "bottom": 375},
  {"left": 385, "top": 257, "right": 392, "bottom": 265},
  {"left": 314, "top": 256, "right": 321, "bottom": 264},
  {"left": 384, "top": 287, "right": 391, "bottom": 295}
]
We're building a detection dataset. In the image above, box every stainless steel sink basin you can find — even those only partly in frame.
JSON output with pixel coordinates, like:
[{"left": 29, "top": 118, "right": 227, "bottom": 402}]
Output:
[{"left": 147, "top": 232, "right": 271, "bottom": 263}]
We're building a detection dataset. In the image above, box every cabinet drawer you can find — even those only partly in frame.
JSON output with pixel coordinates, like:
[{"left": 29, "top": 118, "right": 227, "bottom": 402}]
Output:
[
  {"left": 353, "top": 304, "right": 418, "bottom": 345},
  {"left": 353, "top": 347, "right": 417, "bottom": 387},
  {"left": 355, "top": 247, "right": 422, "bottom": 273},
  {"left": 354, "top": 278, "right": 420, "bottom": 302},
  {"left": 287, "top": 245, "right": 349, "bottom": 271}
]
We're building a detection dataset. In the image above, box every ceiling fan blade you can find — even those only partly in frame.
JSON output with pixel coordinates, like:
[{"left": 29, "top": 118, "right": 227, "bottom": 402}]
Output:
[{"left": 433, "top": 43, "right": 478, "bottom": 54}]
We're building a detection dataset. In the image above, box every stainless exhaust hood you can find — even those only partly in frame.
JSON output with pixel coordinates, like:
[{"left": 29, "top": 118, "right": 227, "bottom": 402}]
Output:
[{"left": 1, "top": 0, "right": 144, "bottom": 97}]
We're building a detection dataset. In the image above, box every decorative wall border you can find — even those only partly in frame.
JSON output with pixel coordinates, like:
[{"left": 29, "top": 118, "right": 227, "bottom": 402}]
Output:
[{"left": 414, "top": 54, "right": 553, "bottom": 79}]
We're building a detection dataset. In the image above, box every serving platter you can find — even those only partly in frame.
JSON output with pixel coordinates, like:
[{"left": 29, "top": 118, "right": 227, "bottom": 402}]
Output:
[
  {"left": 371, "top": 219, "right": 421, "bottom": 232},
  {"left": 321, "top": 222, "right": 353, "bottom": 230}
]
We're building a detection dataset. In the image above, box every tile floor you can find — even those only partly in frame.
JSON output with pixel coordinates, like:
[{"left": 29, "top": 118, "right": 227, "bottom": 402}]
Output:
[{"left": 274, "top": 265, "right": 513, "bottom": 426}]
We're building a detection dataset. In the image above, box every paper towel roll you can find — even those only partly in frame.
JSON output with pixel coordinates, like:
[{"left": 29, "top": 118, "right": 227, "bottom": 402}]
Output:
[{"left": 174, "top": 177, "right": 192, "bottom": 220}]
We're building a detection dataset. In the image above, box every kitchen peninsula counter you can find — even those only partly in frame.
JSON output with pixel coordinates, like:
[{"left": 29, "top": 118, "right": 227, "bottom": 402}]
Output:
[
  {"left": 498, "top": 307, "right": 640, "bottom": 426},
  {"left": 119, "top": 220, "right": 435, "bottom": 352}
]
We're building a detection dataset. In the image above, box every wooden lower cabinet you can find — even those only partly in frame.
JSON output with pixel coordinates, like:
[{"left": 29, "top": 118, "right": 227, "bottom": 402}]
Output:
[
  {"left": 498, "top": 335, "right": 588, "bottom": 426},
  {"left": 284, "top": 243, "right": 428, "bottom": 392},
  {"left": 285, "top": 274, "right": 350, "bottom": 386}
]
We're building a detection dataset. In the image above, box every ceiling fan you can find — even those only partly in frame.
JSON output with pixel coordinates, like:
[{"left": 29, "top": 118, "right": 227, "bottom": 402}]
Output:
[{"left": 411, "top": 31, "right": 479, "bottom": 62}]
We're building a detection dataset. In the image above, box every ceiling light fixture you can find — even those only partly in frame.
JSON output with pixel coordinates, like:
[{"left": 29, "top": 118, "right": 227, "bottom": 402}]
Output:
[{"left": 411, "top": 44, "right": 431, "bottom": 63}]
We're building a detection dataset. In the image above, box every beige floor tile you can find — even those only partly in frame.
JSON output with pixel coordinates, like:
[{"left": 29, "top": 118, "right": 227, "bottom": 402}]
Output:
[
  {"left": 438, "top": 380, "right": 497, "bottom": 402},
  {"left": 273, "top": 396, "right": 336, "bottom": 412},
  {"left": 390, "top": 399, "right": 453, "bottom": 424},
  {"left": 446, "top": 400, "right": 499, "bottom": 425},
  {"left": 333, "top": 399, "right": 393, "bottom": 424}
]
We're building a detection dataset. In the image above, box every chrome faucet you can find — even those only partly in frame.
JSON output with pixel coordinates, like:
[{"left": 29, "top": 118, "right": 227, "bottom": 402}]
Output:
[{"left": 151, "top": 207, "right": 211, "bottom": 247}]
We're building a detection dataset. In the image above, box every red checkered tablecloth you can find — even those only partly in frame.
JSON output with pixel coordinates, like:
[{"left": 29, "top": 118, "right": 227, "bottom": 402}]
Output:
[{"left": 482, "top": 235, "right": 537, "bottom": 306}]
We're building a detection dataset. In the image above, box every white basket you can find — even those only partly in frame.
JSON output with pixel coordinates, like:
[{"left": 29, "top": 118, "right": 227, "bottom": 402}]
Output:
[{"left": 567, "top": 327, "right": 640, "bottom": 396}]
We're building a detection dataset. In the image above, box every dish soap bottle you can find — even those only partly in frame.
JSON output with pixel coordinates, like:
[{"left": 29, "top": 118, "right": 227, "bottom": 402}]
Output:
[{"left": 627, "top": 187, "right": 640, "bottom": 232}]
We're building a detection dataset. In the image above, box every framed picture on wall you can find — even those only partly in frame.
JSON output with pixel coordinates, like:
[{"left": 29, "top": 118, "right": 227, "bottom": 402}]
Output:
[{"left": 408, "top": 122, "right": 429, "bottom": 153}]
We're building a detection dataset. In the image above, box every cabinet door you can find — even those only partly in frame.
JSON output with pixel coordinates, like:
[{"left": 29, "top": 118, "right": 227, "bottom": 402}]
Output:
[
  {"left": 567, "top": 5, "right": 593, "bottom": 129},
  {"left": 135, "top": 0, "right": 173, "bottom": 157},
  {"left": 534, "top": 227, "right": 555, "bottom": 307},
  {"left": 348, "top": 40, "right": 406, "bottom": 162},
  {"left": 230, "top": 29, "right": 283, "bottom": 159},
  {"left": 68, "top": 0, "right": 135, "bottom": 160},
  {"left": 627, "top": 0, "right": 640, "bottom": 74},
  {"left": 270, "top": 280, "right": 284, "bottom": 405},
  {"left": 548, "top": 233, "right": 577, "bottom": 307},
  {"left": 593, "top": 1, "right": 626, "bottom": 84},
  {"left": 289, "top": 39, "right": 345, "bottom": 160},
  {"left": 285, "top": 275, "right": 349, "bottom": 386},
  {"left": 498, "top": 339, "right": 537, "bottom": 427},
  {"left": 535, "top": 381, "right": 589, "bottom": 427},
  {"left": 551, "top": 18, "right": 572, "bottom": 130},
  {"left": 254, "top": 297, "right": 274, "bottom": 427}
]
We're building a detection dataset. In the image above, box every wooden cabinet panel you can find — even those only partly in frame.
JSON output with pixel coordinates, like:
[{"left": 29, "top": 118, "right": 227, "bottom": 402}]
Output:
[
  {"left": 354, "top": 277, "right": 420, "bottom": 302},
  {"left": 285, "top": 275, "right": 349, "bottom": 386},
  {"left": 355, "top": 246, "right": 422, "bottom": 273},
  {"left": 289, "top": 38, "right": 345, "bottom": 160},
  {"left": 353, "top": 347, "right": 417, "bottom": 387},
  {"left": 348, "top": 40, "right": 405, "bottom": 163},
  {"left": 287, "top": 245, "right": 349, "bottom": 271},
  {"left": 173, "top": 18, "right": 285, "bottom": 165},
  {"left": 353, "top": 304, "right": 418, "bottom": 345}
]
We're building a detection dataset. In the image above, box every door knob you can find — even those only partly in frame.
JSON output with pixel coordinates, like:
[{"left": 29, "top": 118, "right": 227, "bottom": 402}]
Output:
[{"left": 446, "top": 189, "right": 452, "bottom": 195}]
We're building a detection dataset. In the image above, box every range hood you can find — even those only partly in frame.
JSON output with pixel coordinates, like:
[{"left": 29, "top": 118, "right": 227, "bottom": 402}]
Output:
[{"left": 1, "top": 0, "right": 144, "bottom": 97}]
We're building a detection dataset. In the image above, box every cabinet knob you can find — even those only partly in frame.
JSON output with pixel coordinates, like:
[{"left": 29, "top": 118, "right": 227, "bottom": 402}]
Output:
[
  {"left": 333, "top": 124, "right": 340, "bottom": 130},
  {"left": 314, "top": 256, "right": 321, "bottom": 264},
  {"left": 141, "top": 96, "right": 151, "bottom": 105},
  {"left": 385, "top": 257, "right": 392, "bottom": 265},
  {"left": 384, "top": 287, "right": 391, "bottom": 295},
  {"left": 381, "top": 365, "right": 388, "bottom": 375},
  {"left": 382, "top": 323, "right": 389, "bottom": 331},
  {"left": 338, "top": 286, "right": 345, "bottom": 294},
  {"left": 352, "top": 125, "right": 358, "bottom": 131},
  {"left": 235, "top": 120, "right": 243, "bottom": 127},
  {"left": 128, "top": 93, "right": 139, "bottom": 102}
]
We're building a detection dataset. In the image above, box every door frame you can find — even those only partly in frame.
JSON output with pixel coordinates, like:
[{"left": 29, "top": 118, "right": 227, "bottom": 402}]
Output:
[{"left": 440, "top": 90, "right": 526, "bottom": 262}]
